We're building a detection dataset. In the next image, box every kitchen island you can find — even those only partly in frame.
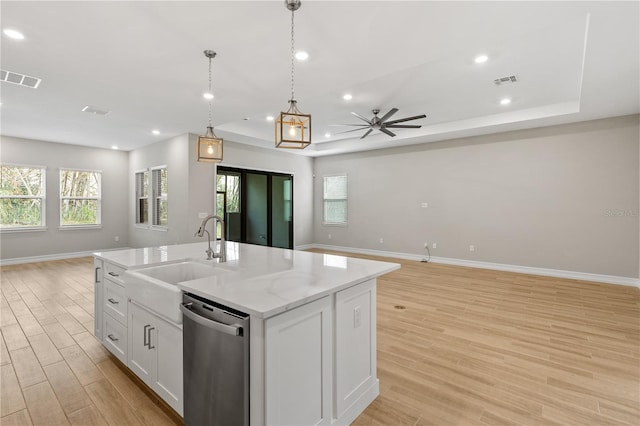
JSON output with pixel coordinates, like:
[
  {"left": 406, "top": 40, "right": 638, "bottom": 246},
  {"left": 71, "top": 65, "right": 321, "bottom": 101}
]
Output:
[{"left": 93, "top": 241, "right": 399, "bottom": 425}]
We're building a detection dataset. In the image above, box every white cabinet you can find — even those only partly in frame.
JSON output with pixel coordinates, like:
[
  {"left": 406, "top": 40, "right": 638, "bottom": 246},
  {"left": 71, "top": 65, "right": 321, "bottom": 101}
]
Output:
[
  {"left": 335, "top": 279, "right": 378, "bottom": 422},
  {"left": 103, "top": 312, "right": 127, "bottom": 364},
  {"left": 100, "top": 261, "right": 129, "bottom": 364},
  {"left": 128, "top": 301, "right": 183, "bottom": 416},
  {"left": 264, "top": 295, "right": 332, "bottom": 426},
  {"left": 93, "top": 258, "right": 103, "bottom": 340}
]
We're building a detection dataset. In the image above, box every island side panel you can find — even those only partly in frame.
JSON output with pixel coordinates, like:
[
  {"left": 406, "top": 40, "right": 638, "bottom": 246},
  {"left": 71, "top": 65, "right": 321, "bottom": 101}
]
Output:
[{"left": 250, "top": 316, "right": 265, "bottom": 426}]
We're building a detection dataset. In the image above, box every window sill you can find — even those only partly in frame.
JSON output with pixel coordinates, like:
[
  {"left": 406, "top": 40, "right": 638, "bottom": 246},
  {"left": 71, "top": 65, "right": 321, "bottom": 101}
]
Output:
[
  {"left": 58, "top": 225, "right": 103, "bottom": 231},
  {"left": 0, "top": 226, "right": 48, "bottom": 234},
  {"left": 322, "top": 222, "right": 348, "bottom": 227},
  {"left": 150, "top": 226, "right": 168, "bottom": 232}
]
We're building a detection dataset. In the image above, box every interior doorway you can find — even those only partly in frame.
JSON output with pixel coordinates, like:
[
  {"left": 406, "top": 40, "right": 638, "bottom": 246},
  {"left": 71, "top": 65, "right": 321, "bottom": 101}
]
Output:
[{"left": 216, "top": 166, "right": 293, "bottom": 249}]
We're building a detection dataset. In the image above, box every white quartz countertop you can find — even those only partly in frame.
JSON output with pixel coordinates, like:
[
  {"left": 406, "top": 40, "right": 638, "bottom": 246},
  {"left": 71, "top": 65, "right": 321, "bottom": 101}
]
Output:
[{"left": 94, "top": 242, "right": 400, "bottom": 318}]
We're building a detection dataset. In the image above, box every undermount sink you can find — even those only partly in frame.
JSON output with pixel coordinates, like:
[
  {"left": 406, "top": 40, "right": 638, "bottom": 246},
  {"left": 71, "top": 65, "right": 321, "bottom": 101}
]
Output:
[{"left": 124, "top": 260, "right": 232, "bottom": 324}]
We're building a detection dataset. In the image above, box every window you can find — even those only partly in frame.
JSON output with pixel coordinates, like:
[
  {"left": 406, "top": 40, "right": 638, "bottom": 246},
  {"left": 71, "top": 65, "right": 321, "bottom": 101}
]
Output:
[
  {"left": 323, "top": 175, "right": 347, "bottom": 224},
  {"left": 135, "top": 170, "right": 149, "bottom": 224},
  {"left": 0, "top": 164, "right": 46, "bottom": 229},
  {"left": 151, "top": 167, "right": 168, "bottom": 227},
  {"left": 60, "top": 169, "right": 101, "bottom": 227}
]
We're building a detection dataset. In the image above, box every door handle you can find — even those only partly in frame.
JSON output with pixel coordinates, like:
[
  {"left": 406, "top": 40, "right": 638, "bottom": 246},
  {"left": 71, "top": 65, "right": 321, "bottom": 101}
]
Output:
[
  {"left": 143, "top": 324, "right": 150, "bottom": 347},
  {"left": 107, "top": 334, "right": 119, "bottom": 342},
  {"left": 108, "top": 298, "right": 119, "bottom": 305},
  {"left": 148, "top": 327, "right": 155, "bottom": 349},
  {"left": 95, "top": 267, "right": 101, "bottom": 283},
  {"left": 108, "top": 272, "right": 120, "bottom": 277}
]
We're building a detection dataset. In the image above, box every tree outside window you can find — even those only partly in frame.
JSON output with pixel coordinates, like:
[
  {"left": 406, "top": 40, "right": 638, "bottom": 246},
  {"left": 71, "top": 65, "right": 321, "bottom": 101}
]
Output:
[
  {"left": 152, "top": 167, "right": 168, "bottom": 227},
  {"left": 60, "top": 169, "right": 101, "bottom": 226},
  {"left": 0, "top": 165, "right": 46, "bottom": 229}
]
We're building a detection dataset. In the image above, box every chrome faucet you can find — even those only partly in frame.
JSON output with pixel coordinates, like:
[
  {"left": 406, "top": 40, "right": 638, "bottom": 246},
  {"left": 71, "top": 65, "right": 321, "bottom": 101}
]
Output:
[{"left": 194, "top": 215, "right": 226, "bottom": 262}]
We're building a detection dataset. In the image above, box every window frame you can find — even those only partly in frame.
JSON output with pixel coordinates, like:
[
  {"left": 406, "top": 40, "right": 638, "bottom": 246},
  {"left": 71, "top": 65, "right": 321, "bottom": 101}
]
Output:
[
  {"left": 150, "top": 165, "right": 168, "bottom": 229},
  {"left": 322, "top": 174, "right": 348, "bottom": 226},
  {"left": 58, "top": 168, "right": 102, "bottom": 229},
  {"left": 0, "top": 163, "right": 47, "bottom": 232},
  {"left": 134, "top": 169, "right": 149, "bottom": 226}
]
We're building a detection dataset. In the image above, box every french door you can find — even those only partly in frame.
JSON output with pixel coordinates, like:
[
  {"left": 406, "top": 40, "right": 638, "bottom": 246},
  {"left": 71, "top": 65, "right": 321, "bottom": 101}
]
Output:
[{"left": 216, "top": 166, "right": 293, "bottom": 249}]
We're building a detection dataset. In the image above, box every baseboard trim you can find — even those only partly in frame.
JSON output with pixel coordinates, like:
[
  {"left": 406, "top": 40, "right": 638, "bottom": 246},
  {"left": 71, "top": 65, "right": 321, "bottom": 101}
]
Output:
[
  {"left": 310, "top": 244, "right": 640, "bottom": 288},
  {"left": 0, "top": 247, "right": 131, "bottom": 266}
]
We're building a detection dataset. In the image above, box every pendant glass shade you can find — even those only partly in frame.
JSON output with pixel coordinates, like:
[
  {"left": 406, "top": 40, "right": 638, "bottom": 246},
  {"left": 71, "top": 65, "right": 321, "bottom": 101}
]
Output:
[
  {"left": 197, "top": 126, "right": 223, "bottom": 162},
  {"left": 276, "top": 100, "right": 311, "bottom": 149}
]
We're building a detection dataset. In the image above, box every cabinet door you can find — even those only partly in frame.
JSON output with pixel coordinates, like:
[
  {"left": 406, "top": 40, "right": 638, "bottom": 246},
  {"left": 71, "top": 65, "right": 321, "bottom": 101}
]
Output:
[
  {"left": 153, "top": 315, "right": 183, "bottom": 416},
  {"left": 127, "top": 302, "right": 156, "bottom": 384},
  {"left": 93, "top": 258, "right": 103, "bottom": 340},
  {"left": 265, "top": 296, "right": 332, "bottom": 426},
  {"left": 335, "top": 279, "right": 377, "bottom": 419}
]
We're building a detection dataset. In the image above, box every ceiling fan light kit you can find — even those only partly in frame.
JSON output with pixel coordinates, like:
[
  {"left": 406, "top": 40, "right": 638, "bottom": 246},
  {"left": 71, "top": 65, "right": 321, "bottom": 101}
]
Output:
[
  {"left": 197, "top": 49, "right": 223, "bottom": 162},
  {"left": 276, "top": 0, "right": 311, "bottom": 149}
]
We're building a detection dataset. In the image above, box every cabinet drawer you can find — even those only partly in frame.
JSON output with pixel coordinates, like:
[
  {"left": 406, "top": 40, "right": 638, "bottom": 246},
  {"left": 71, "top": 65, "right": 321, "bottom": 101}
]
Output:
[
  {"left": 104, "top": 262, "right": 126, "bottom": 285},
  {"left": 103, "top": 313, "right": 127, "bottom": 364},
  {"left": 104, "top": 279, "right": 127, "bottom": 325}
]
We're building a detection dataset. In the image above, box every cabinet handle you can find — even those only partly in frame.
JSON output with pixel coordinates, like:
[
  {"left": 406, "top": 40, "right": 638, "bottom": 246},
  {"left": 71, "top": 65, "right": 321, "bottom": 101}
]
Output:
[
  {"left": 95, "top": 267, "right": 101, "bottom": 283},
  {"left": 107, "top": 334, "right": 119, "bottom": 342},
  {"left": 143, "top": 324, "right": 150, "bottom": 347},
  {"left": 108, "top": 298, "right": 119, "bottom": 305},
  {"left": 148, "top": 327, "right": 155, "bottom": 350},
  {"left": 108, "top": 272, "right": 120, "bottom": 277}
]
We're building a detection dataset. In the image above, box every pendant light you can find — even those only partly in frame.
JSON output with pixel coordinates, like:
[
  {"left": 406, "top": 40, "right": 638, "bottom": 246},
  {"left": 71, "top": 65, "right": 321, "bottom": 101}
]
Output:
[
  {"left": 275, "top": 0, "right": 311, "bottom": 149},
  {"left": 197, "top": 50, "right": 223, "bottom": 162}
]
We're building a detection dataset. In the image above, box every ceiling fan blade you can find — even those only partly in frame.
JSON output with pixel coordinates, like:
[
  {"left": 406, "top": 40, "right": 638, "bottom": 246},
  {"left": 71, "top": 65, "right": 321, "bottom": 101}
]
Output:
[
  {"left": 336, "top": 128, "right": 371, "bottom": 135},
  {"left": 384, "top": 114, "right": 427, "bottom": 125},
  {"left": 378, "top": 108, "right": 399, "bottom": 123},
  {"left": 379, "top": 128, "right": 396, "bottom": 137},
  {"left": 351, "top": 112, "right": 372, "bottom": 124},
  {"left": 328, "top": 124, "right": 370, "bottom": 127},
  {"left": 360, "top": 129, "right": 373, "bottom": 139},
  {"left": 384, "top": 124, "right": 422, "bottom": 129}
]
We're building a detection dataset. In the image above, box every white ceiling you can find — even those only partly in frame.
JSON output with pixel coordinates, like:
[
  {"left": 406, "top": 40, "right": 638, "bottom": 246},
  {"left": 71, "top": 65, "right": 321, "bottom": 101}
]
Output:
[{"left": 1, "top": 1, "right": 638, "bottom": 157}]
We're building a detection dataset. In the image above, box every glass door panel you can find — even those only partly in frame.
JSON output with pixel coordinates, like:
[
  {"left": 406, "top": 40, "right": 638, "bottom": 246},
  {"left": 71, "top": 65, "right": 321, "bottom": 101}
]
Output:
[
  {"left": 271, "top": 175, "right": 292, "bottom": 249},
  {"left": 246, "top": 173, "right": 268, "bottom": 246}
]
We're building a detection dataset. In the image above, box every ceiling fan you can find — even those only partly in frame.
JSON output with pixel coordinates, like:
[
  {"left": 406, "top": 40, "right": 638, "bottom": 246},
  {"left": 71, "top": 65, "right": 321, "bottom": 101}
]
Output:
[{"left": 331, "top": 108, "right": 426, "bottom": 139}]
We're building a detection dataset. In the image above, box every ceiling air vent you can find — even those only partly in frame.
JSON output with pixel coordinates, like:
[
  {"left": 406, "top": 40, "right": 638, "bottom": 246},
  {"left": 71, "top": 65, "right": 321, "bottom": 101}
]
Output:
[
  {"left": 494, "top": 75, "right": 517, "bottom": 85},
  {"left": 0, "top": 69, "right": 42, "bottom": 88},
  {"left": 82, "top": 105, "right": 111, "bottom": 116}
]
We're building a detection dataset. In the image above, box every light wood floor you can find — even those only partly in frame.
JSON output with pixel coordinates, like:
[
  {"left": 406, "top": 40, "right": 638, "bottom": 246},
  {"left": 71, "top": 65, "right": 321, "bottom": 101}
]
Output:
[{"left": 1, "top": 254, "right": 639, "bottom": 425}]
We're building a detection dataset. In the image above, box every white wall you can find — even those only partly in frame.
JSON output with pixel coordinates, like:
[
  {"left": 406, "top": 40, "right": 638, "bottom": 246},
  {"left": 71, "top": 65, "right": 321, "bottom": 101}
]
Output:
[
  {"left": 129, "top": 134, "right": 314, "bottom": 249},
  {"left": 314, "top": 115, "right": 640, "bottom": 279},
  {"left": 0, "top": 136, "right": 129, "bottom": 260}
]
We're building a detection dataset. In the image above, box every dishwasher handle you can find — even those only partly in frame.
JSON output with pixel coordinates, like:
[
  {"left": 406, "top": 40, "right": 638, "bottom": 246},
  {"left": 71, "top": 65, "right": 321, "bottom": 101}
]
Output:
[{"left": 180, "top": 302, "right": 243, "bottom": 336}]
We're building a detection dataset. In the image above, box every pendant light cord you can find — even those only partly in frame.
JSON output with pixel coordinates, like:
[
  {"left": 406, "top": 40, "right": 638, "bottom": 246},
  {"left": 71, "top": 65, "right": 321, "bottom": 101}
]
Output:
[
  {"left": 208, "top": 55, "right": 213, "bottom": 128},
  {"left": 290, "top": 7, "right": 295, "bottom": 102}
]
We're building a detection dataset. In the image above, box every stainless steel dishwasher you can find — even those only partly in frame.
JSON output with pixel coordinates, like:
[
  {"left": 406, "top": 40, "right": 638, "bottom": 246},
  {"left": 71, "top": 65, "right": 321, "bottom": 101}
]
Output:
[{"left": 180, "top": 292, "right": 250, "bottom": 426}]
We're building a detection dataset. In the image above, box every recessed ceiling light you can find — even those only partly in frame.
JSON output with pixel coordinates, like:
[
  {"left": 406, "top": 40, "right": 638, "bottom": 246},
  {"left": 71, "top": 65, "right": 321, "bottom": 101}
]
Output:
[
  {"left": 500, "top": 98, "right": 511, "bottom": 105},
  {"left": 152, "top": 129, "right": 160, "bottom": 135},
  {"left": 342, "top": 94, "right": 353, "bottom": 101},
  {"left": 266, "top": 115, "right": 274, "bottom": 121},
  {"left": 295, "top": 51, "right": 309, "bottom": 61},
  {"left": 3, "top": 29, "right": 25, "bottom": 40},
  {"left": 203, "top": 92, "right": 214, "bottom": 100},
  {"left": 111, "top": 146, "right": 119, "bottom": 150},
  {"left": 474, "top": 55, "right": 489, "bottom": 64},
  {"left": 324, "top": 132, "right": 331, "bottom": 138}
]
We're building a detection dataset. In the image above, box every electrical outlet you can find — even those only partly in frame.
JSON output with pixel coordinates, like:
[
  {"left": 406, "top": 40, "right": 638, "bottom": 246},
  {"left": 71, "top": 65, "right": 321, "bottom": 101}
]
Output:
[
  {"left": 114, "top": 236, "right": 119, "bottom": 242},
  {"left": 379, "top": 238, "right": 384, "bottom": 244},
  {"left": 421, "top": 202, "right": 429, "bottom": 208},
  {"left": 424, "top": 242, "right": 428, "bottom": 248},
  {"left": 469, "top": 245, "right": 475, "bottom": 252},
  {"left": 354, "top": 306, "right": 361, "bottom": 328},
  {"left": 432, "top": 243, "right": 437, "bottom": 249},
  {"left": 198, "top": 212, "right": 209, "bottom": 219},
  {"left": 328, "top": 234, "right": 332, "bottom": 239}
]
